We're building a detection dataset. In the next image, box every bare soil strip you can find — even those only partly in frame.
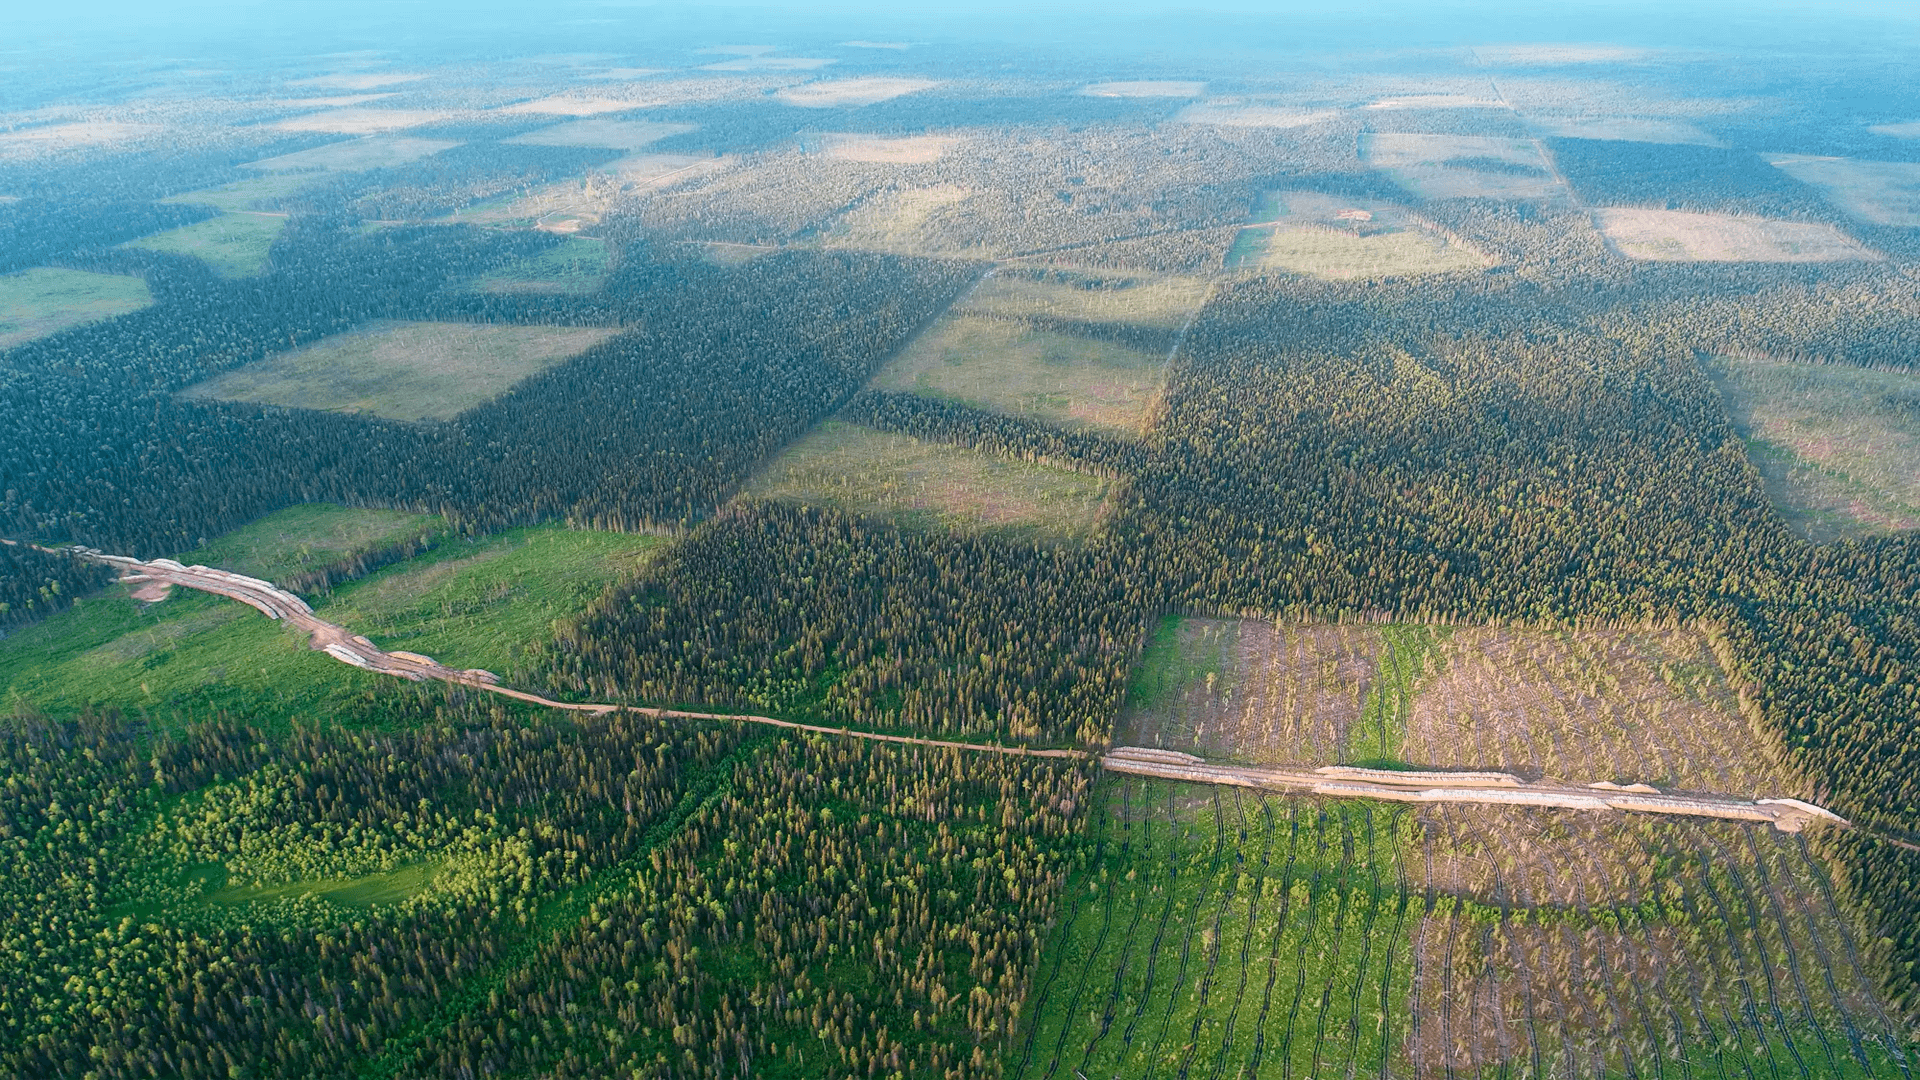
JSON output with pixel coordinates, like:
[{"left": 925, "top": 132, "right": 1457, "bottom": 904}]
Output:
[
  {"left": 1099, "top": 747, "right": 1845, "bottom": 833},
  {"left": 70, "top": 548, "right": 1859, "bottom": 829}
]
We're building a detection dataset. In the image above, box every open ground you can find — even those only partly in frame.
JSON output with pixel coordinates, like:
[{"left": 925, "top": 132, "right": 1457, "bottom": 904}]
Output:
[
  {"left": 440, "top": 177, "right": 624, "bottom": 233},
  {"left": 0, "top": 267, "right": 152, "bottom": 349},
  {"left": 1767, "top": 154, "right": 1920, "bottom": 227},
  {"left": 1228, "top": 191, "right": 1489, "bottom": 278},
  {"left": 1174, "top": 101, "right": 1339, "bottom": 128},
  {"left": 1117, "top": 615, "right": 1788, "bottom": 797},
  {"left": 737, "top": 419, "right": 1114, "bottom": 542},
  {"left": 959, "top": 270, "right": 1211, "bottom": 329},
  {"left": 1017, "top": 781, "right": 1901, "bottom": 1080},
  {"left": 820, "top": 185, "right": 983, "bottom": 256},
  {"left": 1080, "top": 80, "right": 1206, "bottom": 98},
  {"left": 1707, "top": 354, "right": 1920, "bottom": 539},
  {"left": 1363, "top": 132, "right": 1565, "bottom": 201},
  {"left": 179, "top": 503, "right": 443, "bottom": 585},
  {"left": 161, "top": 173, "right": 317, "bottom": 212},
  {"left": 867, "top": 312, "right": 1171, "bottom": 435},
  {"left": 1529, "top": 116, "right": 1723, "bottom": 145},
  {"left": 176, "top": 320, "right": 620, "bottom": 421},
  {"left": 811, "top": 132, "right": 959, "bottom": 163},
  {"left": 467, "top": 236, "right": 609, "bottom": 294},
  {"left": 774, "top": 77, "right": 940, "bottom": 108},
  {"left": 125, "top": 213, "right": 286, "bottom": 277},
  {"left": 289, "top": 73, "right": 428, "bottom": 91},
  {"left": 1594, "top": 208, "right": 1881, "bottom": 262}
]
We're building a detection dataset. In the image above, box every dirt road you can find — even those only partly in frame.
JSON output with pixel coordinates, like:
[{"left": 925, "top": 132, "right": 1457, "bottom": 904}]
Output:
[
  {"left": 81, "top": 548, "right": 1854, "bottom": 830},
  {"left": 85, "top": 549, "right": 1087, "bottom": 761}
]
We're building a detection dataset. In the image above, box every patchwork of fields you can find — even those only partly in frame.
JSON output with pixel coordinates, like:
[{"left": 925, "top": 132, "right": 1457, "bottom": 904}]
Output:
[{"left": 7, "top": 26, "right": 1920, "bottom": 1078}]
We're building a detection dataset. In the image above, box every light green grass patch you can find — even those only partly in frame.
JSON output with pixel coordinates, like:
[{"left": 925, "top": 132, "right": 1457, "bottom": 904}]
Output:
[
  {"left": 124, "top": 212, "right": 286, "bottom": 277},
  {"left": 1705, "top": 354, "right": 1920, "bottom": 540},
  {"left": 174, "top": 502, "right": 444, "bottom": 584},
  {"left": 177, "top": 320, "right": 621, "bottom": 422},
  {"left": 869, "top": 313, "right": 1167, "bottom": 436},
  {"left": 314, "top": 526, "right": 663, "bottom": 676},
  {"left": 1015, "top": 785, "right": 1413, "bottom": 1080},
  {"left": 1251, "top": 227, "right": 1487, "bottom": 279},
  {"left": 740, "top": 420, "right": 1113, "bottom": 543},
  {"left": 469, "top": 236, "right": 609, "bottom": 294},
  {"left": 206, "top": 861, "right": 440, "bottom": 907},
  {"left": 1344, "top": 624, "right": 1444, "bottom": 767},
  {"left": 0, "top": 266, "right": 152, "bottom": 349},
  {"left": 0, "top": 524, "right": 662, "bottom": 722},
  {"left": 159, "top": 173, "right": 315, "bottom": 213}
]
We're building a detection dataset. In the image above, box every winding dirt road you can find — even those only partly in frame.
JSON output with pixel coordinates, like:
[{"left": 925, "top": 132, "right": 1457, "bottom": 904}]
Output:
[{"left": 82, "top": 548, "right": 1851, "bottom": 831}]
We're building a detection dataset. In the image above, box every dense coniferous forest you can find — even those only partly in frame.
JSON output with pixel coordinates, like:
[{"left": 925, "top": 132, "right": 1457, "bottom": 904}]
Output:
[{"left": 5, "top": 6, "right": 1920, "bottom": 1074}]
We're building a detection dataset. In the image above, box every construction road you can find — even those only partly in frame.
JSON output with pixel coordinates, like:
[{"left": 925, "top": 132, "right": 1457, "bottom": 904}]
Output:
[{"left": 83, "top": 548, "right": 1849, "bottom": 833}]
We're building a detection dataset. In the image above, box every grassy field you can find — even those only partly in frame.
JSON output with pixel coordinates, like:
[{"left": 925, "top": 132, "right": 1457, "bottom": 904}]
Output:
[
  {"left": 124, "top": 212, "right": 286, "bottom": 276},
  {"left": 1014, "top": 784, "right": 1418, "bottom": 1080},
  {"left": 1767, "top": 155, "right": 1920, "bottom": 227},
  {"left": 174, "top": 502, "right": 443, "bottom": 583},
  {"left": 960, "top": 270, "right": 1210, "bottom": 329},
  {"left": 739, "top": 419, "right": 1113, "bottom": 542},
  {"left": 1244, "top": 225, "right": 1487, "bottom": 278},
  {"left": 1362, "top": 132, "right": 1564, "bottom": 201},
  {"left": 776, "top": 77, "right": 941, "bottom": 107},
  {"left": 1016, "top": 778, "right": 1904, "bottom": 1080},
  {"left": 177, "top": 319, "right": 619, "bottom": 421},
  {"left": 820, "top": 184, "right": 982, "bottom": 257},
  {"left": 869, "top": 313, "right": 1168, "bottom": 435},
  {"left": 811, "top": 132, "right": 958, "bottom": 163},
  {"left": 1595, "top": 208, "right": 1879, "bottom": 263},
  {"left": 267, "top": 108, "right": 452, "bottom": 135},
  {"left": 0, "top": 523, "right": 664, "bottom": 723},
  {"left": 1707, "top": 354, "right": 1920, "bottom": 539},
  {"left": 0, "top": 266, "right": 152, "bottom": 349},
  {"left": 159, "top": 173, "right": 315, "bottom": 213},
  {"left": 443, "top": 180, "right": 621, "bottom": 234},
  {"left": 467, "top": 236, "right": 610, "bottom": 293},
  {"left": 1227, "top": 191, "right": 1487, "bottom": 278}
]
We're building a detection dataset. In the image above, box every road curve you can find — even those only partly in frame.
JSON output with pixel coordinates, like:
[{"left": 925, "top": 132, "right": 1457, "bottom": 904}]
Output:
[
  {"left": 82, "top": 549, "right": 1087, "bottom": 761},
  {"left": 79, "top": 548, "right": 1854, "bottom": 830}
]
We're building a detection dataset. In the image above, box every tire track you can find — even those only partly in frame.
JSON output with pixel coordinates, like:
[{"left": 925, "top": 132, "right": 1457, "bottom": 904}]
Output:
[
  {"left": 1145, "top": 790, "right": 1233, "bottom": 1080},
  {"left": 1079, "top": 780, "right": 1164, "bottom": 1075},
  {"left": 1240, "top": 803, "right": 1304, "bottom": 1080},
  {"left": 1013, "top": 776, "right": 1116, "bottom": 1080},
  {"left": 1795, "top": 835, "right": 1910, "bottom": 1079},
  {"left": 1035, "top": 778, "right": 1130, "bottom": 1080}
]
